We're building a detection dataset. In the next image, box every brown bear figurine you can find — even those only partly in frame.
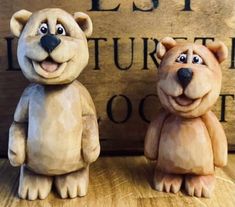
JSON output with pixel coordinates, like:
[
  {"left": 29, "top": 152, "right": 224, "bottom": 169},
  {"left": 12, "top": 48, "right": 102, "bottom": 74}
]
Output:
[
  {"left": 144, "top": 37, "right": 228, "bottom": 198},
  {"left": 8, "top": 8, "right": 100, "bottom": 200}
]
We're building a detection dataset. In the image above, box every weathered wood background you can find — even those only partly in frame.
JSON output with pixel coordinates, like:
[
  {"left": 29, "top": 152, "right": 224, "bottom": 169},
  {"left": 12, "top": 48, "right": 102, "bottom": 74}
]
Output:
[{"left": 0, "top": 0, "right": 235, "bottom": 156}]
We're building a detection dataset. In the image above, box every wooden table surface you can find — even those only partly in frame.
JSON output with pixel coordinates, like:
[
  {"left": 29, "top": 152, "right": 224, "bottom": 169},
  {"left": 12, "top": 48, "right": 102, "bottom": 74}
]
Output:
[{"left": 0, "top": 155, "right": 235, "bottom": 207}]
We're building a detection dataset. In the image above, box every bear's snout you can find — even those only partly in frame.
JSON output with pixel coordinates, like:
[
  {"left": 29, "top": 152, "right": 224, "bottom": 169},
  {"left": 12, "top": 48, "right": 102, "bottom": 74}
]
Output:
[
  {"left": 177, "top": 68, "right": 193, "bottom": 89},
  {"left": 40, "top": 34, "right": 61, "bottom": 53}
]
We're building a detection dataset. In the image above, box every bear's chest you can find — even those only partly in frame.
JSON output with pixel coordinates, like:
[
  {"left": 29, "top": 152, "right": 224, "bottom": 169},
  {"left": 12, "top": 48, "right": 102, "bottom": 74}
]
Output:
[
  {"left": 26, "top": 83, "right": 83, "bottom": 148},
  {"left": 28, "top": 83, "right": 82, "bottom": 129},
  {"left": 157, "top": 115, "right": 214, "bottom": 174},
  {"left": 26, "top": 83, "right": 84, "bottom": 174}
]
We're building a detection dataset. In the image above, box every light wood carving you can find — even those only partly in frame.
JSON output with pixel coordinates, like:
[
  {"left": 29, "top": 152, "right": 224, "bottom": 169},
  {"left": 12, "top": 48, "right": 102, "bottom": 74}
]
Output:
[
  {"left": 145, "top": 37, "right": 228, "bottom": 198},
  {"left": 8, "top": 8, "right": 100, "bottom": 200}
]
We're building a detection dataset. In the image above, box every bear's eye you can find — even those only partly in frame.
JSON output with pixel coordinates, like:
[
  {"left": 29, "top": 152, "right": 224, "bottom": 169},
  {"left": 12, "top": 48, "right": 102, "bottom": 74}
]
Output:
[
  {"left": 176, "top": 54, "right": 187, "bottom": 63},
  {"left": 56, "top": 24, "right": 66, "bottom": 35},
  {"left": 192, "top": 55, "right": 203, "bottom": 64},
  {"left": 38, "top": 23, "right": 48, "bottom": 35}
]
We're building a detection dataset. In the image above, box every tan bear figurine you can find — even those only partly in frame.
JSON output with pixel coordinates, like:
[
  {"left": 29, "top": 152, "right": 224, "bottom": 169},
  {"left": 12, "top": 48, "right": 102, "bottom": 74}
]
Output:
[
  {"left": 145, "top": 37, "right": 228, "bottom": 198},
  {"left": 8, "top": 8, "right": 100, "bottom": 200}
]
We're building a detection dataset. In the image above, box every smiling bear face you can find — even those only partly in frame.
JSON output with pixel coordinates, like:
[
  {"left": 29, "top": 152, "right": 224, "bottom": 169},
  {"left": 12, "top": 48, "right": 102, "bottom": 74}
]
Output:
[
  {"left": 156, "top": 37, "right": 228, "bottom": 118},
  {"left": 10, "top": 8, "right": 93, "bottom": 85}
]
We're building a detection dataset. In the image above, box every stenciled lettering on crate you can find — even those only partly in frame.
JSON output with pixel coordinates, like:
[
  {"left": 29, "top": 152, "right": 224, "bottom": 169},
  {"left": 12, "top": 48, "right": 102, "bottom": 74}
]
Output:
[{"left": 0, "top": 0, "right": 235, "bottom": 155}]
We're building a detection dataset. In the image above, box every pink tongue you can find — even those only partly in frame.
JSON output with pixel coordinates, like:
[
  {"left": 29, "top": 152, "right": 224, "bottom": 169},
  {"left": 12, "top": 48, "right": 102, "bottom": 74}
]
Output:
[
  {"left": 175, "top": 95, "right": 194, "bottom": 106},
  {"left": 40, "top": 60, "right": 59, "bottom": 72}
]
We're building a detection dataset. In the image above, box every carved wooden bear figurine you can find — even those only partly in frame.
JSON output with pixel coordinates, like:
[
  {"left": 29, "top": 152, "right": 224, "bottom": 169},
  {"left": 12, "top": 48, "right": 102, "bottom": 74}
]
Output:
[
  {"left": 145, "top": 37, "right": 228, "bottom": 198},
  {"left": 8, "top": 8, "right": 100, "bottom": 200}
]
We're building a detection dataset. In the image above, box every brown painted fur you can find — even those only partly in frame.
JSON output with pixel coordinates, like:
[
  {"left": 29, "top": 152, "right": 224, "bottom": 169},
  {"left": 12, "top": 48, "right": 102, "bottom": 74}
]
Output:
[{"left": 145, "top": 37, "right": 228, "bottom": 198}]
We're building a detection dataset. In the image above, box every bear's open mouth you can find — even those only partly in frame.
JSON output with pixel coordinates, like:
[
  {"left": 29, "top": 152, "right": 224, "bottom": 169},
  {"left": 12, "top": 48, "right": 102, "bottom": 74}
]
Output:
[
  {"left": 32, "top": 57, "right": 67, "bottom": 79},
  {"left": 159, "top": 88, "right": 203, "bottom": 112},
  {"left": 174, "top": 94, "right": 195, "bottom": 106},
  {"left": 168, "top": 93, "right": 202, "bottom": 112},
  {"left": 40, "top": 57, "right": 60, "bottom": 73}
]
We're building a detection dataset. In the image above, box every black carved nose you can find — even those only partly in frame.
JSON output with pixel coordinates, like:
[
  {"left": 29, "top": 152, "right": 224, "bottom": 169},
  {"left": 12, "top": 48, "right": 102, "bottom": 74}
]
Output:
[
  {"left": 40, "top": 34, "right": 61, "bottom": 53},
  {"left": 177, "top": 68, "right": 193, "bottom": 88}
]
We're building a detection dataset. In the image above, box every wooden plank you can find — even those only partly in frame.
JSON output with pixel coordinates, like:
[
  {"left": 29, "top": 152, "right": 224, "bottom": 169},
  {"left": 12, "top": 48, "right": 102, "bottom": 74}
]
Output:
[
  {"left": 0, "top": 155, "right": 234, "bottom": 207},
  {"left": 0, "top": 0, "right": 235, "bottom": 156}
]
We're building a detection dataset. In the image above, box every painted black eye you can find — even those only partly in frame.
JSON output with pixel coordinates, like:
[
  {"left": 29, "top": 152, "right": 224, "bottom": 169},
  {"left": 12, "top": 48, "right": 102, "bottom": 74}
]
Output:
[
  {"left": 176, "top": 54, "right": 187, "bottom": 63},
  {"left": 56, "top": 24, "right": 66, "bottom": 35},
  {"left": 192, "top": 55, "right": 203, "bottom": 64},
  {"left": 38, "top": 23, "right": 48, "bottom": 35}
]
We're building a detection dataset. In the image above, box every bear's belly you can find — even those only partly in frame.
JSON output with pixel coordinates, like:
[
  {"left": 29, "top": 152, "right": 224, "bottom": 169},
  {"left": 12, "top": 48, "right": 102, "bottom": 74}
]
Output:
[
  {"left": 157, "top": 115, "right": 214, "bottom": 175},
  {"left": 26, "top": 84, "right": 85, "bottom": 175}
]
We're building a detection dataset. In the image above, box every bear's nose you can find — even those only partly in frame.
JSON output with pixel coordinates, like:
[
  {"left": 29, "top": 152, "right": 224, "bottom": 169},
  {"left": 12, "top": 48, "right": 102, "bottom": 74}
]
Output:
[
  {"left": 177, "top": 68, "right": 193, "bottom": 89},
  {"left": 40, "top": 34, "right": 61, "bottom": 53}
]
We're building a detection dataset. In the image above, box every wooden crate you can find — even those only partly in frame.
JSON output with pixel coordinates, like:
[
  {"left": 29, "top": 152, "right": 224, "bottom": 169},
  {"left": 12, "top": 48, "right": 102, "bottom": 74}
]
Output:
[{"left": 0, "top": 0, "right": 235, "bottom": 156}]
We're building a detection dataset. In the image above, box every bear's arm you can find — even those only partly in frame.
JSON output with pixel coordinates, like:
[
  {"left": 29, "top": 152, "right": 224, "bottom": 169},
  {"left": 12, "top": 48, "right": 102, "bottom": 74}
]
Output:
[
  {"left": 201, "top": 111, "right": 227, "bottom": 167},
  {"left": 144, "top": 108, "right": 169, "bottom": 161},
  {"left": 8, "top": 85, "right": 32, "bottom": 167},
  {"left": 76, "top": 81, "right": 100, "bottom": 164}
]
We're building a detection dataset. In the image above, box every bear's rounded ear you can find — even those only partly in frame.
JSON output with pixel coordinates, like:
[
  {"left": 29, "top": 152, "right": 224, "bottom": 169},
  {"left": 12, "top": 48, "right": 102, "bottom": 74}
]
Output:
[
  {"left": 74, "top": 12, "right": 93, "bottom": 37},
  {"left": 206, "top": 41, "right": 228, "bottom": 63},
  {"left": 157, "top": 37, "right": 177, "bottom": 59},
  {"left": 10, "top": 10, "right": 32, "bottom": 37}
]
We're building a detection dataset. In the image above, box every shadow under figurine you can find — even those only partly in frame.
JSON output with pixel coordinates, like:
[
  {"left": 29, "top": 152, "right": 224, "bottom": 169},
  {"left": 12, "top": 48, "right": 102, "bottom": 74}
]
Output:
[
  {"left": 144, "top": 37, "right": 228, "bottom": 198},
  {"left": 8, "top": 8, "right": 100, "bottom": 200}
]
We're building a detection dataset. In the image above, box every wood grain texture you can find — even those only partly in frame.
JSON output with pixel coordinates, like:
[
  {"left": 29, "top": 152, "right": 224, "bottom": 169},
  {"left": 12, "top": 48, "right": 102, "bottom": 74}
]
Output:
[
  {"left": 0, "top": 0, "right": 235, "bottom": 156},
  {"left": 0, "top": 155, "right": 235, "bottom": 207}
]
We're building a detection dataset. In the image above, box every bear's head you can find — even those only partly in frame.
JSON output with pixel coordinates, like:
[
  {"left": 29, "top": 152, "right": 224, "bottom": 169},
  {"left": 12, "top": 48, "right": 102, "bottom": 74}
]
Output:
[
  {"left": 156, "top": 37, "right": 228, "bottom": 118},
  {"left": 10, "top": 8, "right": 93, "bottom": 84}
]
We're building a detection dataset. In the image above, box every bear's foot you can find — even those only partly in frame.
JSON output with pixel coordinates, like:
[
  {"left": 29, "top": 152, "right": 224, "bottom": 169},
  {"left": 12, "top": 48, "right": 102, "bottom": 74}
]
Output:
[
  {"left": 55, "top": 166, "right": 89, "bottom": 199},
  {"left": 18, "top": 166, "right": 53, "bottom": 200},
  {"left": 153, "top": 170, "right": 183, "bottom": 193},
  {"left": 185, "top": 174, "right": 215, "bottom": 198}
]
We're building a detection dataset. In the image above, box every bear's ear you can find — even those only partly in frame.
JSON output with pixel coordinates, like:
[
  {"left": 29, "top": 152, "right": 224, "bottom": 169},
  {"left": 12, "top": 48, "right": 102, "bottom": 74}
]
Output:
[
  {"left": 206, "top": 41, "right": 228, "bottom": 63},
  {"left": 74, "top": 12, "right": 93, "bottom": 37},
  {"left": 10, "top": 10, "right": 32, "bottom": 37},
  {"left": 157, "top": 37, "right": 177, "bottom": 59}
]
